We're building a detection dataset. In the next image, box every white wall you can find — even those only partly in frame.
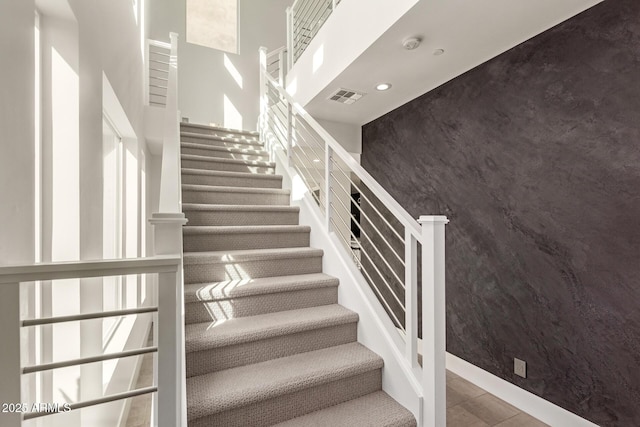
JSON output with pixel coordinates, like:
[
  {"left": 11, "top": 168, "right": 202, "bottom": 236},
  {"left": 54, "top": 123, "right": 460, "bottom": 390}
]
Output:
[
  {"left": 0, "top": 0, "right": 154, "bottom": 425},
  {"left": 316, "top": 118, "right": 362, "bottom": 158},
  {"left": 285, "top": 0, "right": 418, "bottom": 108},
  {"left": 150, "top": 0, "right": 293, "bottom": 130},
  {"left": 0, "top": 0, "right": 35, "bottom": 265}
]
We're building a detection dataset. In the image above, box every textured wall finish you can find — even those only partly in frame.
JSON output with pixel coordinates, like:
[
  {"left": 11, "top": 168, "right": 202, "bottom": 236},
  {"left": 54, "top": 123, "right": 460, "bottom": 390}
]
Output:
[{"left": 361, "top": 1, "right": 640, "bottom": 425}]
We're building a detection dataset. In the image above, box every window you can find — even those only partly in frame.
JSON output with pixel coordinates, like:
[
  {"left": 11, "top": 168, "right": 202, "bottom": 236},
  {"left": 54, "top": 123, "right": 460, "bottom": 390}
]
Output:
[{"left": 186, "top": 0, "right": 239, "bottom": 54}]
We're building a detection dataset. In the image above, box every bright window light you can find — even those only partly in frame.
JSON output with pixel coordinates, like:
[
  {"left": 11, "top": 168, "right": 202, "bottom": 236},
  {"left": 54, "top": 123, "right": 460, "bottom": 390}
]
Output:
[
  {"left": 224, "top": 54, "right": 243, "bottom": 88},
  {"left": 187, "top": 0, "right": 238, "bottom": 54}
]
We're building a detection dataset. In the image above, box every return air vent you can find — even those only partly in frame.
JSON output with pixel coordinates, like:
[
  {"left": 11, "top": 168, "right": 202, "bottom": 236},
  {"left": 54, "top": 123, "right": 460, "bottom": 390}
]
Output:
[{"left": 328, "top": 88, "right": 365, "bottom": 105}]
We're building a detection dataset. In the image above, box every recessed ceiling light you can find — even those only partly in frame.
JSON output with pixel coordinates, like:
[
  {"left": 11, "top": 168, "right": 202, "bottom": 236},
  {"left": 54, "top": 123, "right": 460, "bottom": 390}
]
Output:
[
  {"left": 433, "top": 48, "right": 445, "bottom": 56},
  {"left": 376, "top": 83, "right": 392, "bottom": 91},
  {"left": 313, "top": 159, "right": 320, "bottom": 162}
]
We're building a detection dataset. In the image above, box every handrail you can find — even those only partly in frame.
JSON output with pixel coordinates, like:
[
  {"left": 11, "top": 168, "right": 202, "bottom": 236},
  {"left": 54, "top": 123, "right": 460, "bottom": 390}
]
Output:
[
  {"left": 259, "top": 46, "right": 448, "bottom": 427},
  {"left": 0, "top": 255, "right": 180, "bottom": 284}
]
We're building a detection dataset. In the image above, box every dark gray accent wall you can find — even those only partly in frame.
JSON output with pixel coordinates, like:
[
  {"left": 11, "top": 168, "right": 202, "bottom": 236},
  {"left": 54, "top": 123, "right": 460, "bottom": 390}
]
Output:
[{"left": 361, "top": 1, "right": 640, "bottom": 425}]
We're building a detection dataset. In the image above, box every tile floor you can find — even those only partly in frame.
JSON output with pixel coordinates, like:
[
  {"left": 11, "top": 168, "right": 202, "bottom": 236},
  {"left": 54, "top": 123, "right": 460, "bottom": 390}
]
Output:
[
  {"left": 124, "top": 360, "right": 549, "bottom": 426},
  {"left": 446, "top": 370, "right": 549, "bottom": 427}
]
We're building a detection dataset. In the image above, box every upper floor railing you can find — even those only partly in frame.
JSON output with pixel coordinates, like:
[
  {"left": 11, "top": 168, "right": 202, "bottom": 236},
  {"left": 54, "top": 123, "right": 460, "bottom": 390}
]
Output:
[
  {"left": 259, "top": 46, "right": 448, "bottom": 427},
  {"left": 287, "top": 0, "right": 342, "bottom": 67},
  {"left": 0, "top": 256, "right": 182, "bottom": 427},
  {"left": 146, "top": 39, "right": 172, "bottom": 108}
]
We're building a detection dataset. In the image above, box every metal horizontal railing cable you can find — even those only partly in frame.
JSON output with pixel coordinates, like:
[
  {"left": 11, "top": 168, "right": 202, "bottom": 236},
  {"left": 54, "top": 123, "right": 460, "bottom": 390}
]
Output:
[
  {"left": 328, "top": 212, "right": 405, "bottom": 329},
  {"left": 328, "top": 184, "right": 406, "bottom": 281},
  {"left": 329, "top": 156, "right": 406, "bottom": 244},
  {"left": 328, "top": 160, "right": 406, "bottom": 264}
]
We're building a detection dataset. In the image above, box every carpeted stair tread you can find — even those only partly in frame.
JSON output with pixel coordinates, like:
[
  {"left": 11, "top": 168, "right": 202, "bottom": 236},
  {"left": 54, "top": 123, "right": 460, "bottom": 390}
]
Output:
[
  {"left": 181, "top": 168, "right": 282, "bottom": 181},
  {"left": 182, "top": 203, "right": 298, "bottom": 213},
  {"left": 181, "top": 153, "right": 274, "bottom": 167},
  {"left": 183, "top": 273, "right": 338, "bottom": 303},
  {"left": 183, "top": 225, "right": 310, "bottom": 251},
  {"left": 181, "top": 131, "right": 263, "bottom": 147},
  {"left": 185, "top": 304, "right": 357, "bottom": 352},
  {"left": 183, "top": 247, "right": 324, "bottom": 265},
  {"left": 186, "top": 342, "right": 383, "bottom": 420},
  {"left": 183, "top": 224, "right": 311, "bottom": 235},
  {"left": 181, "top": 142, "right": 269, "bottom": 158},
  {"left": 272, "top": 391, "right": 417, "bottom": 427},
  {"left": 181, "top": 123, "right": 260, "bottom": 137},
  {"left": 182, "top": 204, "right": 300, "bottom": 226},
  {"left": 182, "top": 184, "right": 289, "bottom": 195}
]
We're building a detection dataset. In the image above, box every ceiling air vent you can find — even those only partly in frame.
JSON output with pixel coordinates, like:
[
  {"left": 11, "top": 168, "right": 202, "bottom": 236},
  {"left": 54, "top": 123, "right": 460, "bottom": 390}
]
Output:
[{"left": 328, "top": 88, "right": 365, "bottom": 105}]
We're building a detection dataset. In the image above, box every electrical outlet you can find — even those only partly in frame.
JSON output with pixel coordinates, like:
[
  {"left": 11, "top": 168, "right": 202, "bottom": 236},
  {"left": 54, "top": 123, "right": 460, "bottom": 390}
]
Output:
[{"left": 514, "top": 358, "right": 527, "bottom": 378}]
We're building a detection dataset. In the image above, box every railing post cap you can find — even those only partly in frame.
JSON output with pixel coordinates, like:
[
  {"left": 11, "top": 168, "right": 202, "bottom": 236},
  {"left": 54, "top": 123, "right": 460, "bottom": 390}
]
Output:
[
  {"left": 418, "top": 215, "right": 449, "bottom": 224},
  {"left": 149, "top": 212, "right": 188, "bottom": 226}
]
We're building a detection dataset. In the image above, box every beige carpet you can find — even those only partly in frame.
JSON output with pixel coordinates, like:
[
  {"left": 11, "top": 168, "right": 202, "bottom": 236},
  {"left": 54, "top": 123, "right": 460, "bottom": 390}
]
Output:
[{"left": 181, "top": 123, "right": 416, "bottom": 426}]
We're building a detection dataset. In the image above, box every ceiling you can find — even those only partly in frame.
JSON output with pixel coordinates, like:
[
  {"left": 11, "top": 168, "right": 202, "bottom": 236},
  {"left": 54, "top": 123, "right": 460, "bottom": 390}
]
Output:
[{"left": 304, "top": 0, "right": 603, "bottom": 126}]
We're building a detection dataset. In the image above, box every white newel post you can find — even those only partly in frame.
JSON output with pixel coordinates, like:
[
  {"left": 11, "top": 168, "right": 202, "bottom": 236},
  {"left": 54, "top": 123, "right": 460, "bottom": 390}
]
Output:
[
  {"left": 0, "top": 282, "right": 21, "bottom": 427},
  {"left": 151, "top": 30, "right": 188, "bottom": 427},
  {"left": 150, "top": 216, "right": 187, "bottom": 427},
  {"left": 419, "top": 215, "right": 449, "bottom": 427},
  {"left": 158, "top": 32, "right": 181, "bottom": 214}
]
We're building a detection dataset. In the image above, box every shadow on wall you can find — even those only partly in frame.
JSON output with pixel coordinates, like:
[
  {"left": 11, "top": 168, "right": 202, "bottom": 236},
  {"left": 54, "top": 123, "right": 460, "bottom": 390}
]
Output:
[{"left": 361, "top": 0, "right": 640, "bottom": 425}]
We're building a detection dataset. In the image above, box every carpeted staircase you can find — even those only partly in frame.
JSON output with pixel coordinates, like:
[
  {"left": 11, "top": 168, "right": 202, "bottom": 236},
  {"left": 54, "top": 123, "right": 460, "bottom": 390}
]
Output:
[{"left": 180, "top": 123, "right": 417, "bottom": 427}]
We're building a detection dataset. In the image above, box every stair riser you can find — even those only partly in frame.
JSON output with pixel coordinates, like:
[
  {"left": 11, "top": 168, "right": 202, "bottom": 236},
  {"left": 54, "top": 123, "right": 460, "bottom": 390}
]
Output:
[
  {"left": 186, "top": 323, "right": 356, "bottom": 377},
  {"left": 184, "top": 210, "right": 298, "bottom": 226},
  {"left": 182, "top": 135, "right": 262, "bottom": 149},
  {"left": 181, "top": 146, "right": 268, "bottom": 161},
  {"left": 188, "top": 369, "right": 381, "bottom": 427},
  {"left": 181, "top": 173, "right": 282, "bottom": 189},
  {"left": 184, "top": 287, "right": 338, "bottom": 324},
  {"left": 184, "top": 256, "right": 323, "bottom": 283},
  {"left": 182, "top": 159, "right": 275, "bottom": 174},
  {"left": 181, "top": 126, "right": 259, "bottom": 139},
  {"left": 182, "top": 190, "right": 290, "bottom": 206},
  {"left": 183, "top": 231, "right": 309, "bottom": 252}
]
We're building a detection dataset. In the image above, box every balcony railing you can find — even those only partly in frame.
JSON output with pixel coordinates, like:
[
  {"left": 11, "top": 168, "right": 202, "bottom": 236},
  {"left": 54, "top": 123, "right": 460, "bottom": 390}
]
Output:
[{"left": 287, "top": 0, "right": 342, "bottom": 67}]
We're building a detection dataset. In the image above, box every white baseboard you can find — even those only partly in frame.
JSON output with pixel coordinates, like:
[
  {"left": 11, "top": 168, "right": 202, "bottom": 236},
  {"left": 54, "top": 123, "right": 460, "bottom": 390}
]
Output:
[{"left": 446, "top": 353, "right": 599, "bottom": 427}]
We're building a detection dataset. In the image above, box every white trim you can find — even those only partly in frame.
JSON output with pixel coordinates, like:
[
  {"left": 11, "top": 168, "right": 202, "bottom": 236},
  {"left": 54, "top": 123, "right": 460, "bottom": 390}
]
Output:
[{"left": 446, "top": 353, "right": 599, "bottom": 427}]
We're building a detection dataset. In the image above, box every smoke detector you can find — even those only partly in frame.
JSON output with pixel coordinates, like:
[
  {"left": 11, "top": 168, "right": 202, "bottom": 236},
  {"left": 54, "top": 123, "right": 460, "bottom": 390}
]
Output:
[
  {"left": 328, "top": 88, "right": 365, "bottom": 105},
  {"left": 403, "top": 37, "right": 422, "bottom": 50}
]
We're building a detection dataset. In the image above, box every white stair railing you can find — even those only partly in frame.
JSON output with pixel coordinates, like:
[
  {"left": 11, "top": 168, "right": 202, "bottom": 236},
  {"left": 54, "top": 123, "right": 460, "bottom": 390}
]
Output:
[
  {"left": 147, "top": 39, "right": 172, "bottom": 107},
  {"left": 148, "top": 31, "right": 188, "bottom": 426},
  {"left": 286, "top": 0, "right": 342, "bottom": 67},
  {"left": 0, "top": 256, "right": 181, "bottom": 427},
  {"left": 260, "top": 46, "right": 449, "bottom": 427}
]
